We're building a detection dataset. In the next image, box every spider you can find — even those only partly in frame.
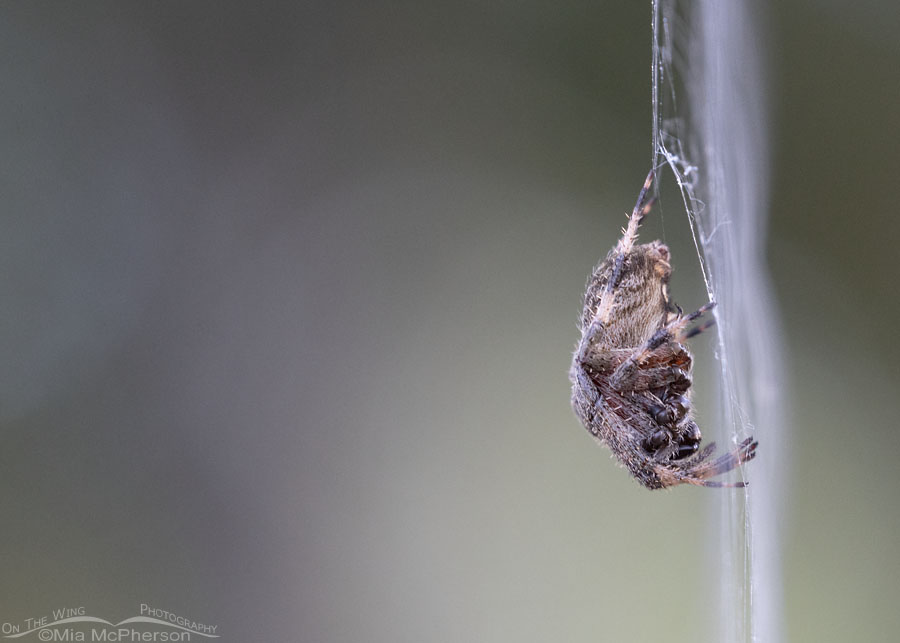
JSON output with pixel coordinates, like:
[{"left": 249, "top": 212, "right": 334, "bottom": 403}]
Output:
[{"left": 569, "top": 170, "right": 757, "bottom": 489}]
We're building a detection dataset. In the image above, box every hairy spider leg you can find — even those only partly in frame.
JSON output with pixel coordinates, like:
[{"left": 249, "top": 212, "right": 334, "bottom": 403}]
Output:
[
  {"left": 579, "top": 342, "right": 691, "bottom": 394},
  {"left": 616, "top": 169, "right": 656, "bottom": 259},
  {"left": 678, "top": 437, "right": 758, "bottom": 487},
  {"left": 598, "top": 170, "right": 656, "bottom": 325},
  {"left": 674, "top": 301, "right": 716, "bottom": 342},
  {"left": 607, "top": 301, "right": 715, "bottom": 392}
]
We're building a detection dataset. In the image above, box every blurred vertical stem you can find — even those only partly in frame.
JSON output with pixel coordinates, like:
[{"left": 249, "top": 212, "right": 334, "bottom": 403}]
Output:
[{"left": 652, "top": 1, "right": 787, "bottom": 641}]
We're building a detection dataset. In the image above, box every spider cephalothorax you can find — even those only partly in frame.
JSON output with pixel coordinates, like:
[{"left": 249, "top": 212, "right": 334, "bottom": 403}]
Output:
[{"left": 569, "top": 170, "right": 757, "bottom": 489}]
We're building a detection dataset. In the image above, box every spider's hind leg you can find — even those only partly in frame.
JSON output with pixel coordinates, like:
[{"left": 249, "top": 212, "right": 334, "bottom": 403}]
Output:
[{"left": 599, "top": 171, "right": 657, "bottom": 325}]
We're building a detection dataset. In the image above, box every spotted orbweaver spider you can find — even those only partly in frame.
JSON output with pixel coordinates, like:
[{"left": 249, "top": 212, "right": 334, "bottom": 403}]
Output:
[{"left": 569, "top": 171, "right": 757, "bottom": 489}]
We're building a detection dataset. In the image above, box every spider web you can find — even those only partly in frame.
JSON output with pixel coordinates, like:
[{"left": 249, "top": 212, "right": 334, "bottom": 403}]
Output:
[{"left": 650, "top": 1, "right": 787, "bottom": 642}]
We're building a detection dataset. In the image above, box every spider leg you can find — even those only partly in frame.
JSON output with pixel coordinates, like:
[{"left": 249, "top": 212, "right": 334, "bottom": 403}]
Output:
[
  {"left": 569, "top": 363, "right": 606, "bottom": 439},
  {"left": 578, "top": 335, "right": 691, "bottom": 394},
  {"left": 611, "top": 170, "right": 655, "bottom": 277},
  {"left": 675, "top": 302, "right": 717, "bottom": 341},
  {"left": 681, "top": 438, "right": 758, "bottom": 487},
  {"left": 650, "top": 438, "right": 757, "bottom": 488},
  {"left": 608, "top": 341, "right": 688, "bottom": 393},
  {"left": 652, "top": 441, "right": 679, "bottom": 462},
  {"left": 598, "top": 170, "right": 656, "bottom": 325},
  {"left": 623, "top": 364, "right": 690, "bottom": 393},
  {"left": 574, "top": 318, "right": 608, "bottom": 363},
  {"left": 608, "top": 302, "right": 714, "bottom": 392},
  {"left": 671, "top": 301, "right": 716, "bottom": 341}
]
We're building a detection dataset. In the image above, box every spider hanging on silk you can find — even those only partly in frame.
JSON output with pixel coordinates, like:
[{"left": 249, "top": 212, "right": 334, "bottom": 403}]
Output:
[{"left": 569, "top": 170, "right": 757, "bottom": 489}]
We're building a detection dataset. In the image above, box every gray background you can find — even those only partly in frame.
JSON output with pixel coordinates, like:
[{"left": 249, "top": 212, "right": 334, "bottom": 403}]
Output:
[{"left": 1, "top": 2, "right": 898, "bottom": 641}]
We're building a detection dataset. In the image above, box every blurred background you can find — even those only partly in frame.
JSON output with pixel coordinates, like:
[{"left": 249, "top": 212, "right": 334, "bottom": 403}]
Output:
[{"left": 1, "top": 2, "right": 898, "bottom": 641}]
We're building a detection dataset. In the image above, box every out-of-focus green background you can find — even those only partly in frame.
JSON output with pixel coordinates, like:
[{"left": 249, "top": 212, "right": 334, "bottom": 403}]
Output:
[{"left": 1, "top": 2, "right": 898, "bottom": 641}]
